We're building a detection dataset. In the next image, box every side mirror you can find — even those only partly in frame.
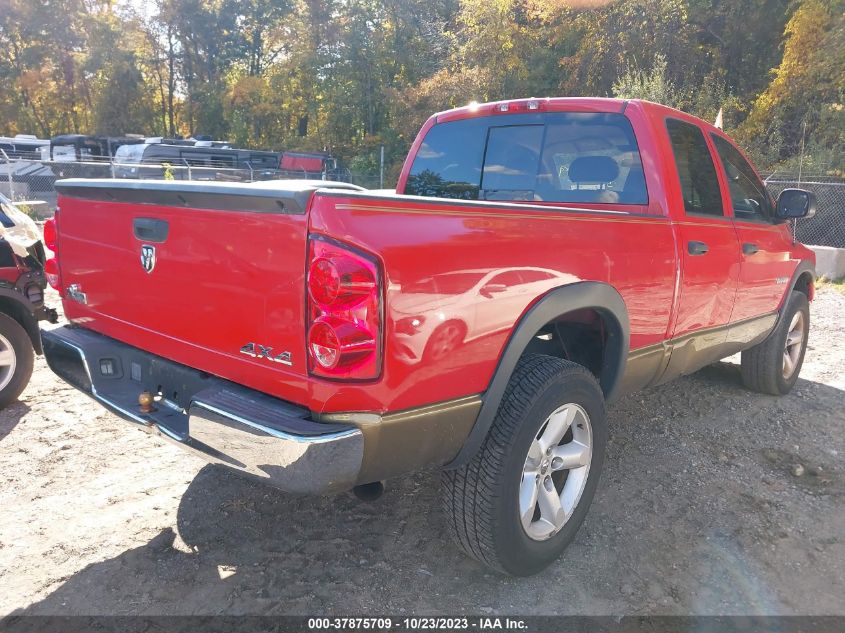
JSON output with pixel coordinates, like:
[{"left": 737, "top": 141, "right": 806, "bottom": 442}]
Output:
[
  {"left": 776, "top": 188, "right": 816, "bottom": 221},
  {"left": 480, "top": 283, "right": 507, "bottom": 299}
]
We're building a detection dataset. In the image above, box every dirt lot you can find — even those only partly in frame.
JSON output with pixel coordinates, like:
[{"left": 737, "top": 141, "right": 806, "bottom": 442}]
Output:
[{"left": 1, "top": 287, "right": 843, "bottom": 616}]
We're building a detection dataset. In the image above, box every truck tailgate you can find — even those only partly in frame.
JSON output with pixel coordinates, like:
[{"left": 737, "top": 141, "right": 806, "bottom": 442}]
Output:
[{"left": 53, "top": 179, "right": 354, "bottom": 405}]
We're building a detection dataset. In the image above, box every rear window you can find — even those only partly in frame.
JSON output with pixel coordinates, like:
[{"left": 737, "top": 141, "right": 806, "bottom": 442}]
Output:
[{"left": 405, "top": 112, "right": 647, "bottom": 205}]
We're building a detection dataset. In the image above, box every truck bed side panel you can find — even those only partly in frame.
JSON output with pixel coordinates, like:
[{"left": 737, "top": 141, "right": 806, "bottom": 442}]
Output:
[{"left": 307, "top": 192, "right": 677, "bottom": 413}]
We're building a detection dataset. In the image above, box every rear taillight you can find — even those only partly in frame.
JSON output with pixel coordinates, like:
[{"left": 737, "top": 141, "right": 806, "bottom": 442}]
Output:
[
  {"left": 43, "top": 213, "right": 62, "bottom": 292},
  {"left": 306, "top": 236, "right": 382, "bottom": 380},
  {"left": 44, "top": 258, "right": 60, "bottom": 288},
  {"left": 43, "top": 217, "right": 58, "bottom": 252}
]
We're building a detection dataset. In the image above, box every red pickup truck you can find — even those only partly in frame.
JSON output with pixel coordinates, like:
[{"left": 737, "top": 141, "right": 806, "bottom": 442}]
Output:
[{"left": 42, "top": 98, "right": 816, "bottom": 575}]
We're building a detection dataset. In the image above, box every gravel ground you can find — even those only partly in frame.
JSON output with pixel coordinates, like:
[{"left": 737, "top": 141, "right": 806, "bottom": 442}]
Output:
[{"left": 1, "top": 287, "right": 843, "bottom": 616}]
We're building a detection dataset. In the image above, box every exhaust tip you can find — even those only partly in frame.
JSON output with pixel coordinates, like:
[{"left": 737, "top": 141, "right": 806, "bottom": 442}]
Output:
[{"left": 353, "top": 481, "right": 384, "bottom": 502}]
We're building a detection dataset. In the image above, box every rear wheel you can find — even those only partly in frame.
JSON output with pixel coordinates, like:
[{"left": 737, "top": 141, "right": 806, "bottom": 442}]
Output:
[
  {"left": 741, "top": 290, "right": 809, "bottom": 395},
  {"left": 424, "top": 321, "right": 466, "bottom": 361},
  {"left": 441, "top": 354, "right": 606, "bottom": 575},
  {"left": 0, "top": 312, "right": 34, "bottom": 409}
]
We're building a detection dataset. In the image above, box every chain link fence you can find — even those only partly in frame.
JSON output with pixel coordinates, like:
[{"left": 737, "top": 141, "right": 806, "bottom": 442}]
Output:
[
  {"left": 2, "top": 156, "right": 843, "bottom": 248},
  {"left": 0, "top": 155, "right": 381, "bottom": 217},
  {"left": 764, "top": 175, "right": 845, "bottom": 248}
]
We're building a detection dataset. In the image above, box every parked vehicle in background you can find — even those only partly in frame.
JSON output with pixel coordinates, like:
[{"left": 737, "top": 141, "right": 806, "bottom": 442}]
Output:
[
  {"left": 49, "top": 135, "right": 144, "bottom": 178},
  {"left": 0, "top": 135, "right": 50, "bottom": 160},
  {"left": 279, "top": 151, "right": 337, "bottom": 179},
  {"left": 114, "top": 140, "right": 281, "bottom": 181},
  {"left": 0, "top": 193, "right": 56, "bottom": 408},
  {"left": 43, "top": 98, "right": 816, "bottom": 575},
  {"left": 0, "top": 136, "right": 56, "bottom": 202}
]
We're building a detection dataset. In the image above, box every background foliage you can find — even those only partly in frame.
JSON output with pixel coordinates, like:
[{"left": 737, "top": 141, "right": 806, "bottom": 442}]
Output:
[{"left": 0, "top": 0, "right": 842, "bottom": 181}]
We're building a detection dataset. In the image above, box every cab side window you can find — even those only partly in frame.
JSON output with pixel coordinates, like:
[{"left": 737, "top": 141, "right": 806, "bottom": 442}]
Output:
[
  {"left": 711, "top": 135, "right": 773, "bottom": 223},
  {"left": 666, "top": 118, "right": 724, "bottom": 217}
]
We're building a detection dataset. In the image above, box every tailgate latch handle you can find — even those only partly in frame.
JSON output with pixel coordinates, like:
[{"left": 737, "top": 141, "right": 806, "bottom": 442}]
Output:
[{"left": 133, "top": 218, "right": 169, "bottom": 243}]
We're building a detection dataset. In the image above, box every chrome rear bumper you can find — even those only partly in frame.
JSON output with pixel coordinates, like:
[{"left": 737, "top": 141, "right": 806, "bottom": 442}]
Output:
[{"left": 42, "top": 326, "right": 363, "bottom": 495}]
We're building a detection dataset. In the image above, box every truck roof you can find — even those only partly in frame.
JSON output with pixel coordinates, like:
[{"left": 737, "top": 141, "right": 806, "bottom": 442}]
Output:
[
  {"left": 435, "top": 97, "right": 627, "bottom": 123},
  {"left": 433, "top": 97, "right": 721, "bottom": 134}
]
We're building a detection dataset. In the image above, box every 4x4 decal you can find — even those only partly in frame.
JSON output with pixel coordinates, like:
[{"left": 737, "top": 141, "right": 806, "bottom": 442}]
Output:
[{"left": 239, "top": 342, "right": 292, "bottom": 366}]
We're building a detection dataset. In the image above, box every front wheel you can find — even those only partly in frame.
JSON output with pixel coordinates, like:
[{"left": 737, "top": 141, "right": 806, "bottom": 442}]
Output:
[
  {"left": 741, "top": 291, "right": 809, "bottom": 395},
  {"left": 0, "top": 312, "right": 35, "bottom": 410},
  {"left": 441, "top": 354, "right": 606, "bottom": 575}
]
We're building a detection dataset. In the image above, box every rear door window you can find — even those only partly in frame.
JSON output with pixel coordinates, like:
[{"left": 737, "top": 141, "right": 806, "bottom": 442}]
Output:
[
  {"left": 405, "top": 112, "right": 647, "bottom": 205},
  {"left": 665, "top": 118, "right": 724, "bottom": 217}
]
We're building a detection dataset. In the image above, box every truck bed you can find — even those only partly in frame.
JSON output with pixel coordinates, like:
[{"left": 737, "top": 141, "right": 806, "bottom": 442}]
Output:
[{"left": 55, "top": 173, "right": 686, "bottom": 420}]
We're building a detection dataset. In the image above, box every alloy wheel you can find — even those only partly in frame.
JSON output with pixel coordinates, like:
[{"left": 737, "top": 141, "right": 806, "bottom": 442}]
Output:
[
  {"left": 519, "top": 403, "right": 593, "bottom": 541},
  {"left": 782, "top": 311, "right": 805, "bottom": 379},
  {"left": 0, "top": 332, "right": 17, "bottom": 392}
]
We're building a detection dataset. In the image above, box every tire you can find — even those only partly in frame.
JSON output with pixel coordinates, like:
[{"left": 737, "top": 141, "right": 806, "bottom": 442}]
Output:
[
  {"left": 442, "top": 354, "right": 606, "bottom": 575},
  {"left": 741, "top": 290, "right": 809, "bottom": 396},
  {"left": 0, "top": 312, "right": 35, "bottom": 410}
]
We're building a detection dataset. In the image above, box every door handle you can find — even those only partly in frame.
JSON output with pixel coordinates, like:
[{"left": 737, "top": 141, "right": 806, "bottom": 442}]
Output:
[
  {"left": 688, "top": 241, "right": 709, "bottom": 256},
  {"left": 742, "top": 243, "right": 759, "bottom": 255},
  {"left": 133, "top": 217, "right": 169, "bottom": 242}
]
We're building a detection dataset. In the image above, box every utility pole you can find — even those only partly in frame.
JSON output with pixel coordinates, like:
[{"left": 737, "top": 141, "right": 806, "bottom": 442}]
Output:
[
  {"left": 379, "top": 145, "right": 385, "bottom": 189},
  {"left": 798, "top": 120, "right": 807, "bottom": 184}
]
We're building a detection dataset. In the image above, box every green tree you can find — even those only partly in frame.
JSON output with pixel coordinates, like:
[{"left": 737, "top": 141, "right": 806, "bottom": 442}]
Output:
[
  {"left": 0, "top": 0, "right": 841, "bottom": 181},
  {"left": 740, "top": 0, "right": 845, "bottom": 173},
  {"left": 93, "top": 54, "right": 155, "bottom": 135},
  {"left": 612, "top": 54, "right": 680, "bottom": 107}
]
